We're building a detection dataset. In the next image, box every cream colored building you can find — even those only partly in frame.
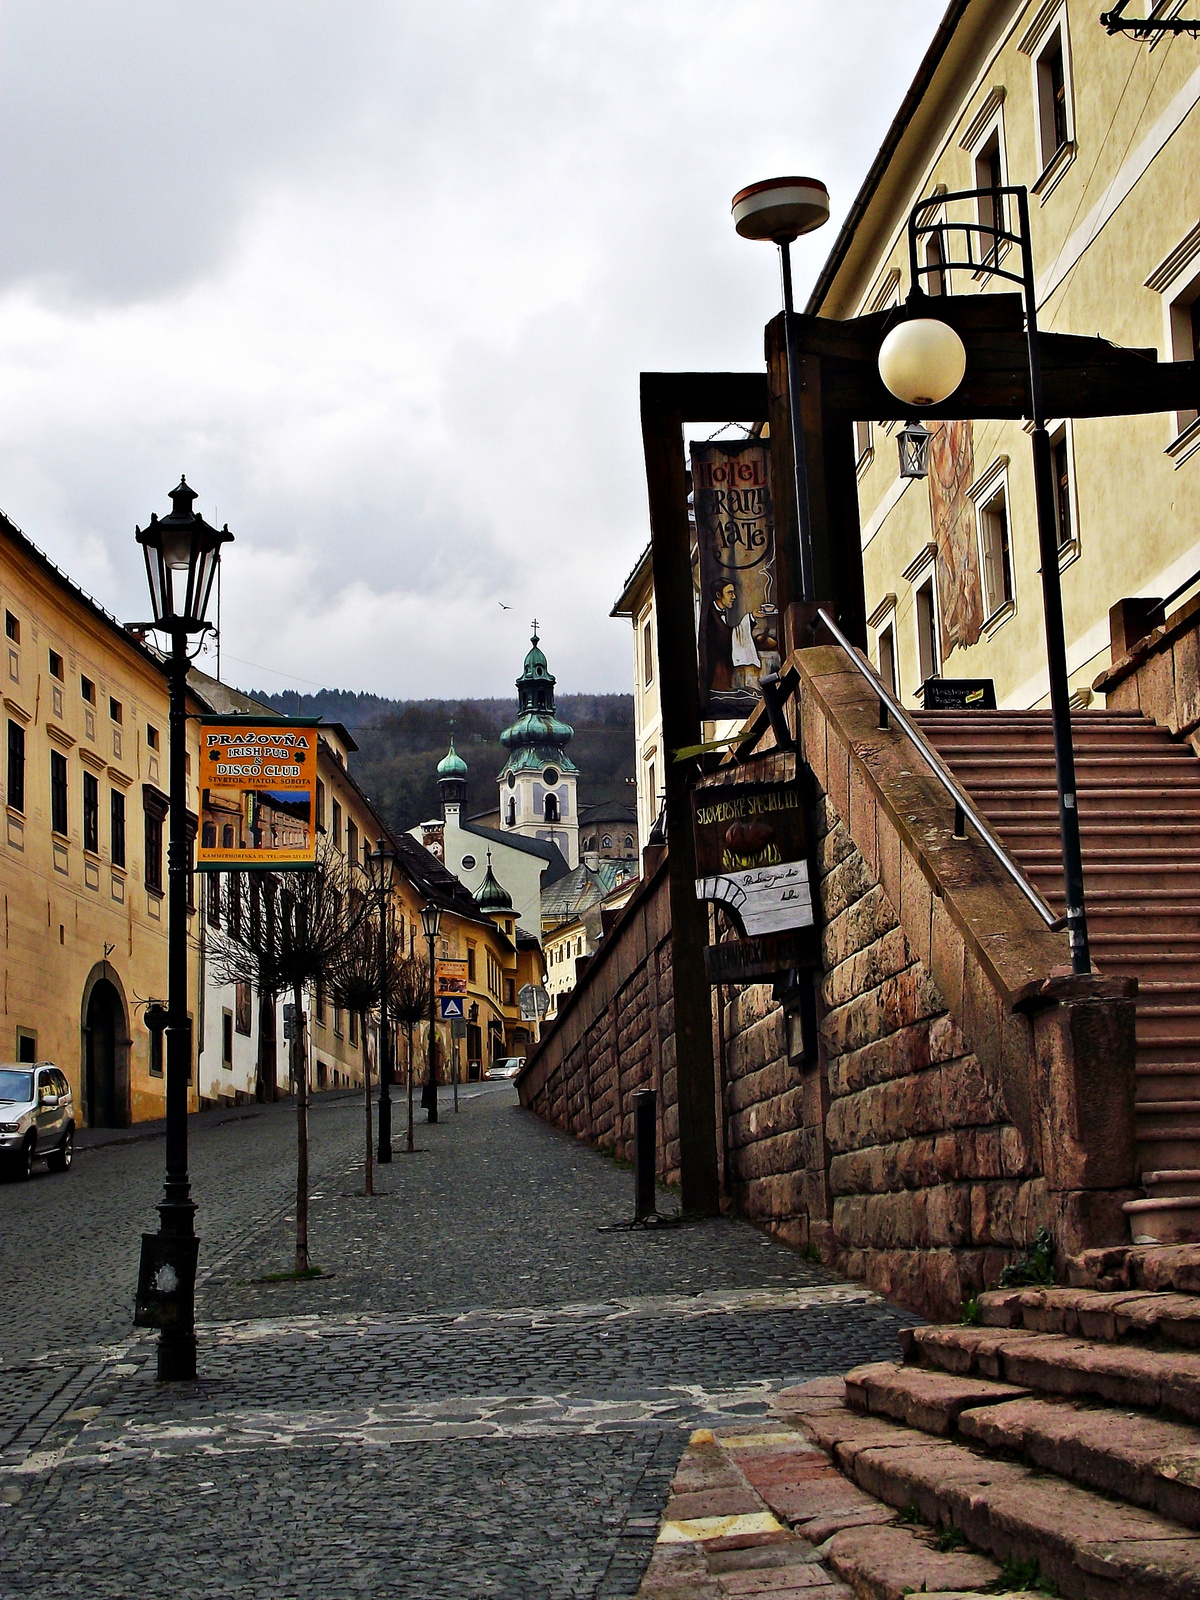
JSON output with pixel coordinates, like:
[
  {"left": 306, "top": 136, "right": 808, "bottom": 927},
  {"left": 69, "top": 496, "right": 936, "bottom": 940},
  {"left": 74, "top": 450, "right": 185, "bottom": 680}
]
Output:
[
  {"left": 611, "top": 546, "right": 664, "bottom": 851},
  {"left": 807, "top": 0, "right": 1200, "bottom": 706}
]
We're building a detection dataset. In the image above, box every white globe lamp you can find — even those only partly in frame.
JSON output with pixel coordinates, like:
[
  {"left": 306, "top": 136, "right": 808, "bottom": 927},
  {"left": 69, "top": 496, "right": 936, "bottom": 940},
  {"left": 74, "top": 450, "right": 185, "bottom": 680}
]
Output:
[{"left": 877, "top": 318, "right": 967, "bottom": 408}]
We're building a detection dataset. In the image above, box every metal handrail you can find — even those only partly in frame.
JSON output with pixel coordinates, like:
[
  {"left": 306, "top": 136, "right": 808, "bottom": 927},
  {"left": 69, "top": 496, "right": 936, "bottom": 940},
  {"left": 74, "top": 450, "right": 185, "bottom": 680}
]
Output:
[{"left": 815, "top": 609, "right": 1065, "bottom": 933}]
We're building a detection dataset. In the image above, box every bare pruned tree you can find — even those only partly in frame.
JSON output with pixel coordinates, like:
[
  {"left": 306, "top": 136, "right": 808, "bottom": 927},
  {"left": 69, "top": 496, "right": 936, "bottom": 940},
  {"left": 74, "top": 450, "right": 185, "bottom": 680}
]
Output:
[
  {"left": 208, "top": 844, "right": 371, "bottom": 1272},
  {"left": 391, "top": 952, "right": 430, "bottom": 1156},
  {"left": 328, "top": 910, "right": 379, "bottom": 1195}
]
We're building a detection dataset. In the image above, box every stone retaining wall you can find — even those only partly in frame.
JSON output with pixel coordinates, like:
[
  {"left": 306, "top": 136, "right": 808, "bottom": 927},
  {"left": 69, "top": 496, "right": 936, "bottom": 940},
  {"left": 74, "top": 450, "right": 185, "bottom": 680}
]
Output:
[{"left": 521, "top": 645, "right": 1139, "bottom": 1321}]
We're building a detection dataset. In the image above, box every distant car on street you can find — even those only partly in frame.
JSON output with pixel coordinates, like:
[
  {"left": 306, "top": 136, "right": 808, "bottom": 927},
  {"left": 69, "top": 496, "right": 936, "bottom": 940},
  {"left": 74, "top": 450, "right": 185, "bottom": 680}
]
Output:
[
  {"left": 490, "top": 1058, "right": 525, "bottom": 1080},
  {"left": 0, "top": 1063, "right": 75, "bottom": 1179}
]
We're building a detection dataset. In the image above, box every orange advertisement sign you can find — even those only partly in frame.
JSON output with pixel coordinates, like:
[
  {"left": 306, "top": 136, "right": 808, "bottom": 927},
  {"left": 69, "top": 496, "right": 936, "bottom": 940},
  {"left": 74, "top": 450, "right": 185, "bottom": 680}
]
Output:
[{"left": 197, "top": 718, "right": 319, "bottom": 871}]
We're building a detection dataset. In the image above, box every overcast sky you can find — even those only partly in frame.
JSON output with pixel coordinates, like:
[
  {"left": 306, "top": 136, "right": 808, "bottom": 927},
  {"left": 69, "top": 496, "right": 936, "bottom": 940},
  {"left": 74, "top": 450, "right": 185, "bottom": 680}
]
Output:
[{"left": 0, "top": 2, "right": 943, "bottom": 700}]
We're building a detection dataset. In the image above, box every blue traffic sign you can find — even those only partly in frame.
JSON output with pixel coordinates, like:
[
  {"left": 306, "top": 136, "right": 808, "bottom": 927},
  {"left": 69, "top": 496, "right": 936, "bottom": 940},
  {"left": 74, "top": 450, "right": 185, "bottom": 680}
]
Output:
[{"left": 439, "top": 996, "right": 465, "bottom": 1020}]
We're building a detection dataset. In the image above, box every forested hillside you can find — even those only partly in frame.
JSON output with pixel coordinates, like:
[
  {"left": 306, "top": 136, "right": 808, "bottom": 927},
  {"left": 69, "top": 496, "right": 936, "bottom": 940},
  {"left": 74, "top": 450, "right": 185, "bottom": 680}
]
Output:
[{"left": 247, "top": 690, "right": 635, "bottom": 835}]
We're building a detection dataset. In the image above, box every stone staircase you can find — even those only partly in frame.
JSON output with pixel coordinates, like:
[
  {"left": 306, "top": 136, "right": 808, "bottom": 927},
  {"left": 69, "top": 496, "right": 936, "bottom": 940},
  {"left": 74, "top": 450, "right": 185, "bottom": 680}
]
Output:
[
  {"left": 915, "top": 708, "right": 1200, "bottom": 1246},
  {"left": 776, "top": 1283, "right": 1200, "bottom": 1598}
]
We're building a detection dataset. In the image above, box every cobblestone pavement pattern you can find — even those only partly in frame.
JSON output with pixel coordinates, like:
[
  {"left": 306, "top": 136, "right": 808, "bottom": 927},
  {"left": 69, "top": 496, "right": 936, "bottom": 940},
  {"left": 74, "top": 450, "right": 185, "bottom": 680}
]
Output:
[{"left": 0, "top": 1084, "right": 918, "bottom": 1597}]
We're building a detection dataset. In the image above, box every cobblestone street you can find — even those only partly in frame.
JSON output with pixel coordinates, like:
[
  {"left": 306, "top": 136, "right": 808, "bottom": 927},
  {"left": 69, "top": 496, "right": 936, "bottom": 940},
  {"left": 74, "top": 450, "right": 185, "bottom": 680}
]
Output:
[{"left": 0, "top": 1085, "right": 917, "bottom": 1598}]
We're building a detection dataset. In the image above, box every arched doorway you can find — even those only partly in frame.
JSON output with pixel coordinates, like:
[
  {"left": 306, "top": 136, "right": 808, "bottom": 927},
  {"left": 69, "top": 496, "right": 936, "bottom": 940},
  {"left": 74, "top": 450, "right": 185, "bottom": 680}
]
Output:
[{"left": 81, "top": 967, "right": 131, "bottom": 1128}]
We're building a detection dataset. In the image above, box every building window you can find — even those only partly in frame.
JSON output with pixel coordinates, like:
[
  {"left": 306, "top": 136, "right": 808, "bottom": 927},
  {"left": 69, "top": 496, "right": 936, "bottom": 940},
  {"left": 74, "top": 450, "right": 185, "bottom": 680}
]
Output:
[
  {"left": 601, "top": 833, "right": 612, "bottom": 849},
  {"left": 332, "top": 798, "right": 342, "bottom": 850},
  {"left": 467, "top": 945, "right": 476, "bottom": 982},
  {"left": 147, "top": 724, "right": 159, "bottom": 751},
  {"left": 316, "top": 983, "right": 326, "bottom": 1025},
  {"left": 16, "top": 1028, "right": 36, "bottom": 1062},
  {"left": 642, "top": 620, "right": 654, "bottom": 687},
  {"left": 977, "top": 481, "right": 1014, "bottom": 620},
  {"left": 505, "top": 978, "right": 515, "bottom": 1006},
  {"left": 109, "top": 697, "right": 123, "bottom": 724},
  {"left": 925, "top": 227, "right": 947, "bottom": 296},
  {"left": 506, "top": 798, "right": 516, "bottom": 827},
  {"left": 461, "top": 854, "right": 477, "bottom": 870},
  {"left": 544, "top": 794, "right": 559, "bottom": 822},
  {"left": 349, "top": 1009, "right": 359, "bottom": 1048},
  {"left": 235, "top": 982, "right": 252, "bottom": 1034},
  {"left": 976, "top": 132, "right": 1006, "bottom": 256},
  {"left": 145, "top": 807, "right": 163, "bottom": 894},
  {"left": 7, "top": 720, "right": 24, "bottom": 813},
  {"left": 111, "top": 789, "right": 126, "bottom": 867},
  {"left": 48, "top": 649, "right": 63, "bottom": 680},
  {"left": 222, "top": 1009, "right": 234, "bottom": 1069},
  {"left": 50, "top": 750, "right": 68, "bottom": 836},
  {"left": 83, "top": 771, "right": 99, "bottom": 853},
  {"left": 149, "top": 1020, "right": 164, "bottom": 1077},
  {"left": 80, "top": 674, "right": 96, "bottom": 705},
  {"left": 316, "top": 779, "right": 326, "bottom": 832},
  {"left": 1050, "top": 427, "right": 1076, "bottom": 553},
  {"left": 4, "top": 611, "right": 18, "bottom": 643},
  {"left": 207, "top": 872, "right": 221, "bottom": 928},
  {"left": 877, "top": 622, "right": 898, "bottom": 697},
  {"left": 854, "top": 419, "right": 873, "bottom": 467},
  {"left": 1038, "top": 31, "right": 1069, "bottom": 164},
  {"left": 1167, "top": 274, "right": 1200, "bottom": 435},
  {"left": 346, "top": 817, "right": 358, "bottom": 866},
  {"left": 915, "top": 578, "right": 940, "bottom": 686}
]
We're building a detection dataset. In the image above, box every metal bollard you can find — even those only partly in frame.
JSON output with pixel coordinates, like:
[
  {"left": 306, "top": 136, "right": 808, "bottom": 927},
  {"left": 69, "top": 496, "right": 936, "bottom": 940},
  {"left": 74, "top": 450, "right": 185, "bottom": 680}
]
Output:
[{"left": 632, "top": 1088, "right": 657, "bottom": 1222}]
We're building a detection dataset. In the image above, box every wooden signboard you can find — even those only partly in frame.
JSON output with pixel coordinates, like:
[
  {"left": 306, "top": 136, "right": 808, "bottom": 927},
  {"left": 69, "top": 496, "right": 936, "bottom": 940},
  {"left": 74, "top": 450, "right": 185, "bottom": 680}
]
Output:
[{"left": 693, "top": 783, "right": 816, "bottom": 983}]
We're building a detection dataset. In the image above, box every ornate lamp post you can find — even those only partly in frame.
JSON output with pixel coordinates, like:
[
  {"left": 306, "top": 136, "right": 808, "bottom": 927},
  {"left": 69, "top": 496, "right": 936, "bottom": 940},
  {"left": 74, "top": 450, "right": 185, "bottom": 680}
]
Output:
[
  {"left": 876, "top": 185, "right": 1091, "bottom": 974},
  {"left": 732, "top": 176, "right": 831, "bottom": 604},
  {"left": 132, "top": 478, "right": 232, "bottom": 1381},
  {"left": 419, "top": 902, "right": 441, "bottom": 1124},
  {"left": 366, "top": 837, "right": 397, "bottom": 1163}
]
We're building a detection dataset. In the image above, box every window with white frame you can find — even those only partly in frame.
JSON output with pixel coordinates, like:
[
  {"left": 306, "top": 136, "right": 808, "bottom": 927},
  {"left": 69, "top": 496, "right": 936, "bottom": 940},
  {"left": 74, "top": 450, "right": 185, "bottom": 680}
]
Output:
[
  {"left": 877, "top": 621, "right": 898, "bottom": 697},
  {"left": 1146, "top": 224, "right": 1200, "bottom": 453},
  {"left": 971, "top": 460, "right": 1015, "bottom": 622},
  {"left": 854, "top": 419, "right": 873, "bottom": 468},
  {"left": 915, "top": 579, "right": 939, "bottom": 687},
  {"left": 1049, "top": 423, "right": 1078, "bottom": 556},
  {"left": 1019, "top": 6, "right": 1075, "bottom": 185},
  {"left": 960, "top": 89, "right": 1008, "bottom": 265}
]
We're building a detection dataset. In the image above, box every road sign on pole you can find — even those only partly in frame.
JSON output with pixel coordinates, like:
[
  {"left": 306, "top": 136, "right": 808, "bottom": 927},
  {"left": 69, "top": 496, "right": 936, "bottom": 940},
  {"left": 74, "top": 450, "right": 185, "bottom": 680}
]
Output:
[{"left": 439, "top": 996, "right": 465, "bottom": 1020}]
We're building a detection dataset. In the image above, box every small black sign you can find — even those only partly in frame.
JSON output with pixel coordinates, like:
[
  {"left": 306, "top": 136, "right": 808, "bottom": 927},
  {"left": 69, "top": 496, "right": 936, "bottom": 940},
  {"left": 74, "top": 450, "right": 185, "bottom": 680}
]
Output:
[
  {"left": 134, "top": 1233, "right": 200, "bottom": 1330},
  {"left": 703, "top": 930, "right": 819, "bottom": 986},
  {"left": 921, "top": 677, "right": 996, "bottom": 710}
]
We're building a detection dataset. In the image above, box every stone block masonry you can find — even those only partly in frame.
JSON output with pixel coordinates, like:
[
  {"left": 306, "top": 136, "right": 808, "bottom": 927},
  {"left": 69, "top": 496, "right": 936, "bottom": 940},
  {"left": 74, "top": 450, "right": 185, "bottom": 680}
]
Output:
[{"left": 520, "top": 643, "right": 1139, "bottom": 1321}]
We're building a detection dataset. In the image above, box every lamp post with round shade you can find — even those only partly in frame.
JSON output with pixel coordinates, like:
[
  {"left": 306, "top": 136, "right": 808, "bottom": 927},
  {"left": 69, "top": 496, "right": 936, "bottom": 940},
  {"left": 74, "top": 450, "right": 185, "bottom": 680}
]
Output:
[
  {"left": 132, "top": 479, "right": 232, "bottom": 1382},
  {"left": 420, "top": 902, "right": 441, "bottom": 1124},
  {"left": 876, "top": 184, "right": 1091, "bottom": 975},
  {"left": 731, "top": 177, "right": 830, "bottom": 604},
  {"left": 366, "top": 837, "right": 397, "bottom": 1163}
]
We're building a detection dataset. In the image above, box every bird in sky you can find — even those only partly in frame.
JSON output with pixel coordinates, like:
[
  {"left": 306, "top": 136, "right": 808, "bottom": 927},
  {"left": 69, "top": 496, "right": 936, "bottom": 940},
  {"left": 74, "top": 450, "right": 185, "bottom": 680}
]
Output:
[{"left": 498, "top": 601, "right": 512, "bottom": 610}]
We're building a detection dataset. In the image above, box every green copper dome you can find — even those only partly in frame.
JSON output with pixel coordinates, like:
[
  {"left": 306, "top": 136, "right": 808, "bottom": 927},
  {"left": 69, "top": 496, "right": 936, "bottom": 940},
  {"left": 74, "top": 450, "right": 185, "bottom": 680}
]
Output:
[
  {"left": 474, "top": 851, "right": 513, "bottom": 912},
  {"left": 437, "top": 737, "right": 468, "bottom": 779},
  {"left": 498, "top": 627, "right": 576, "bottom": 778}
]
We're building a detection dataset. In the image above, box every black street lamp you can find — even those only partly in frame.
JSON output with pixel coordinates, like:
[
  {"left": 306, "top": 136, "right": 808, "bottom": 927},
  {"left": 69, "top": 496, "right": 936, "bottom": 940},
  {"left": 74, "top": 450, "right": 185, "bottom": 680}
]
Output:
[
  {"left": 132, "top": 478, "right": 232, "bottom": 1382},
  {"left": 877, "top": 185, "right": 1091, "bottom": 974},
  {"left": 366, "top": 837, "right": 397, "bottom": 1163},
  {"left": 419, "top": 901, "right": 441, "bottom": 1124},
  {"left": 732, "top": 176, "right": 831, "bottom": 604}
]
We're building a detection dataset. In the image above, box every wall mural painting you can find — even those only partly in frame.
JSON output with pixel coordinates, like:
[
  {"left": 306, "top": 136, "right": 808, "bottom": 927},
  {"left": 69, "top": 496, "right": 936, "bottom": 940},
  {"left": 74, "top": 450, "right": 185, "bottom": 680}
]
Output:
[
  {"left": 927, "top": 418, "right": 983, "bottom": 655},
  {"left": 692, "top": 438, "right": 781, "bottom": 718}
]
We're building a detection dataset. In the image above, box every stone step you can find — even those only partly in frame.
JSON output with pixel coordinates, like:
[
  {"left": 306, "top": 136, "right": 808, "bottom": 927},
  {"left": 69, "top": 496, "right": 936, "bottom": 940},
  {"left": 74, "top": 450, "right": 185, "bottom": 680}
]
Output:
[
  {"left": 1067, "top": 1242, "right": 1200, "bottom": 1294},
  {"left": 780, "top": 1379, "right": 1200, "bottom": 1600},
  {"left": 1126, "top": 1194, "right": 1200, "bottom": 1246},
  {"left": 974, "top": 1284, "right": 1200, "bottom": 1346},
  {"left": 845, "top": 1358, "right": 1200, "bottom": 1531},
  {"left": 959, "top": 1392, "right": 1200, "bottom": 1530},
  {"left": 904, "top": 1323, "right": 1200, "bottom": 1421}
]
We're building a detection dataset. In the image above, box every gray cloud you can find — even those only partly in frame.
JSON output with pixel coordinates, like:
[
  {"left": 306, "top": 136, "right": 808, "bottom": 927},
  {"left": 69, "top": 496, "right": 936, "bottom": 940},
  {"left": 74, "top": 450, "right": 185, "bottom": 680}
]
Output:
[{"left": 0, "top": 1, "right": 943, "bottom": 698}]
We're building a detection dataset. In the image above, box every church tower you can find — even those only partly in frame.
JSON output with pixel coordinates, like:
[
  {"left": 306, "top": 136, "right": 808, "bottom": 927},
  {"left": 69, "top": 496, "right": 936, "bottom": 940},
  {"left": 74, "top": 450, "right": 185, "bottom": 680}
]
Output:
[
  {"left": 437, "top": 736, "right": 469, "bottom": 826},
  {"left": 497, "top": 625, "right": 579, "bottom": 867}
]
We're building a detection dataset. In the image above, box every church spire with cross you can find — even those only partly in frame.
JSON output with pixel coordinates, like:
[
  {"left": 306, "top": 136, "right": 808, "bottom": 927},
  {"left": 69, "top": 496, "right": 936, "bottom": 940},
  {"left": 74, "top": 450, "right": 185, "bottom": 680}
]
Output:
[{"left": 496, "top": 624, "right": 579, "bottom": 867}]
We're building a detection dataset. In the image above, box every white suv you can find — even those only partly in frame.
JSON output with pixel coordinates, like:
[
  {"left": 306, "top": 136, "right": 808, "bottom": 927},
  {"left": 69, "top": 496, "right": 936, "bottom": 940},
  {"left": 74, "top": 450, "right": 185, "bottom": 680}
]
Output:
[{"left": 0, "top": 1063, "right": 75, "bottom": 1179}]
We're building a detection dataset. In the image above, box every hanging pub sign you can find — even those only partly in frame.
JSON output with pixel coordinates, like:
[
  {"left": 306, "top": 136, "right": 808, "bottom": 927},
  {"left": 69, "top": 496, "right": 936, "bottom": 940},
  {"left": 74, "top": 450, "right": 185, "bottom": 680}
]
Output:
[
  {"left": 197, "top": 717, "right": 319, "bottom": 872},
  {"left": 691, "top": 438, "right": 781, "bottom": 719},
  {"left": 437, "top": 958, "right": 469, "bottom": 995},
  {"left": 692, "top": 782, "right": 818, "bottom": 981}
]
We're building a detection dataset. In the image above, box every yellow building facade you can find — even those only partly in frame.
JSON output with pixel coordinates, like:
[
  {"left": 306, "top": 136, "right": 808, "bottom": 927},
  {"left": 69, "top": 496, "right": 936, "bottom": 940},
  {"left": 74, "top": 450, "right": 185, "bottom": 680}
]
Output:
[
  {"left": 808, "top": 0, "right": 1200, "bottom": 707},
  {"left": 0, "top": 512, "right": 203, "bottom": 1126}
]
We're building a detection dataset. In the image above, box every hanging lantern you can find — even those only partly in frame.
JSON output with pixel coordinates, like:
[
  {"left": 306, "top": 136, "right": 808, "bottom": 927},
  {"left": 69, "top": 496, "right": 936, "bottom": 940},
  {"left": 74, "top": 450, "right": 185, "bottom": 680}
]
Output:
[{"left": 898, "top": 419, "right": 934, "bottom": 479}]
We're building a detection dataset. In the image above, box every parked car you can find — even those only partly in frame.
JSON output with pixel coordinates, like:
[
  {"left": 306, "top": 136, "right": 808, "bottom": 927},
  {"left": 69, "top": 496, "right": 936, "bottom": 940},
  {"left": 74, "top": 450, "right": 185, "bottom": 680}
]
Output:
[
  {"left": 0, "top": 1063, "right": 75, "bottom": 1178},
  {"left": 490, "top": 1057, "right": 525, "bottom": 1080}
]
